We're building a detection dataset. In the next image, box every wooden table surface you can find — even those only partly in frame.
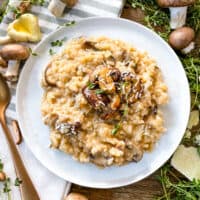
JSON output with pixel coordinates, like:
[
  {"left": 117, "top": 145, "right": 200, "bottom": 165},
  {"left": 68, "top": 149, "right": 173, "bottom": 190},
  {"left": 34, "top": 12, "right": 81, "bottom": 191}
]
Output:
[{"left": 71, "top": 6, "right": 164, "bottom": 200}]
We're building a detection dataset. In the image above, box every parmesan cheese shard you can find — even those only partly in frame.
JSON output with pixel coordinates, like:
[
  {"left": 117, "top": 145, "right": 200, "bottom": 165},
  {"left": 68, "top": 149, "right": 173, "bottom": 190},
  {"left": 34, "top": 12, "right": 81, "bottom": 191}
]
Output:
[
  {"left": 7, "top": 13, "right": 42, "bottom": 43},
  {"left": 187, "top": 110, "right": 199, "bottom": 129},
  {"left": 171, "top": 145, "right": 200, "bottom": 180}
]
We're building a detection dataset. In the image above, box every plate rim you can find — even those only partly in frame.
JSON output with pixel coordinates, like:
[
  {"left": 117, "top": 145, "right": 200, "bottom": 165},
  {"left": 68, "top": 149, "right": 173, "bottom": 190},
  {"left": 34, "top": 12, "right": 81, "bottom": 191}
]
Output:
[{"left": 16, "top": 16, "right": 191, "bottom": 188}]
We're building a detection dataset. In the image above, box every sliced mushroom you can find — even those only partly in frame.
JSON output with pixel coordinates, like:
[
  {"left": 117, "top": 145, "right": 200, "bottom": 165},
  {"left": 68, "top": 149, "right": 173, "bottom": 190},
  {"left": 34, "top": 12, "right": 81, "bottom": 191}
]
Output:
[
  {"left": 109, "top": 68, "right": 121, "bottom": 82},
  {"left": 82, "top": 40, "right": 99, "bottom": 51},
  {"left": 169, "top": 27, "right": 195, "bottom": 54},
  {"left": 82, "top": 86, "right": 110, "bottom": 110},
  {"left": 132, "top": 145, "right": 143, "bottom": 162},
  {"left": 121, "top": 71, "right": 136, "bottom": 82},
  {"left": 156, "top": 0, "right": 196, "bottom": 29},
  {"left": 55, "top": 121, "right": 80, "bottom": 136},
  {"left": 0, "top": 44, "right": 29, "bottom": 82},
  {"left": 48, "top": 0, "right": 78, "bottom": 17},
  {"left": 110, "top": 94, "right": 121, "bottom": 110},
  {"left": 90, "top": 155, "right": 114, "bottom": 167},
  {"left": 43, "top": 63, "right": 57, "bottom": 86},
  {"left": 90, "top": 66, "right": 119, "bottom": 93}
]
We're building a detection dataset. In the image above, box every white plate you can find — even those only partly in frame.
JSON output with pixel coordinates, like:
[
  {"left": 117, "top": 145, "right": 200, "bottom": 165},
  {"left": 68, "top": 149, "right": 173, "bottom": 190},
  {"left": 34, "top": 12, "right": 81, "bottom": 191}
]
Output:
[{"left": 16, "top": 17, "right": 190, "bottom": 188}]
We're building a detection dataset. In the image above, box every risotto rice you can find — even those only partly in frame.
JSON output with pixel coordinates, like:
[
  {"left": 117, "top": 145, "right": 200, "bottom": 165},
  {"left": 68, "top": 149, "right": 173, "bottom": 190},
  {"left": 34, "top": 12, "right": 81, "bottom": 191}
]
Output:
[{"left": 41, "top": 36, "right": 168, "bottom": 167}]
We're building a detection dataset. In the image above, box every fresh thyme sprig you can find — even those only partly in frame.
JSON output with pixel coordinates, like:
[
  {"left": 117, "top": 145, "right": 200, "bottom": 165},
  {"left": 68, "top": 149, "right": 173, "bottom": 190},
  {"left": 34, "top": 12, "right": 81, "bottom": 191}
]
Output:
[
  {"left": 156, "top": 165, "right": 200, "bottom": 200},
  {"left": 181, "top": 57, "right": 200, "bottom": 108},
  {"left": 127, "top": 0, "right": 170, "bottom": 40},
  {"left": 187, "top": 0, "right": 200, "bottom": 32}
]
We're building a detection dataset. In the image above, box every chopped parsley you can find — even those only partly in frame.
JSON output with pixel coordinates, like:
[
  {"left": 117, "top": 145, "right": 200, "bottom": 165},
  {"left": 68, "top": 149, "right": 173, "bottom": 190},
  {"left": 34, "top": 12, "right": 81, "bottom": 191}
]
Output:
[
  {"left": 30, "top": 0, "right": 46, "bottom": 6},
  {"left": 8, "top": 5, "right": 22, "bottom": 19},
  {"left": 49, "top": 48, "right": 55, "bottom": 55},
  {"left": 95, "top": 89, "right": 105, "bottom": 94},
  {"left": 111, "top": 123, "right": 121, "bottom": 135},
  {"left": 63, "top": 20, "right": 76, "bottom": 27},
  {"left": 51, "top": 37, "right": 66, "bottom": 47},
  {"left": 88, "top": 82, "right": 96, "bottom": 89},
  {"left": 3, "top": 178, "right": 11, "bottom": 193},
  {"left": 14, "top": 177, "right": 23, "bottom": 186},
  {"left": 0, "top": 159, "right": 3, "bottom": 172},
  {"left": 29, "top": 48, "right": 38, "bottom": 56}
]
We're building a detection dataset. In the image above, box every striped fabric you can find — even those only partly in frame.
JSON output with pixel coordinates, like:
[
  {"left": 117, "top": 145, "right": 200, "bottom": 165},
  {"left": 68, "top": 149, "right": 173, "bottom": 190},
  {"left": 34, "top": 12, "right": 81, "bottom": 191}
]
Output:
[{"left": 0, "top": 0, "right": 125, "bottom": 122}]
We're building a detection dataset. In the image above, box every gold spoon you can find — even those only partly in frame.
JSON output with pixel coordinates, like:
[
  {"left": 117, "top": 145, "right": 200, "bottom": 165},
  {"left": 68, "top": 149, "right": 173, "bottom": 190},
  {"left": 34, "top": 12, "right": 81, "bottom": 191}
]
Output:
[{"left": 0, "top": 74, "right": 40, "bottom": 200}]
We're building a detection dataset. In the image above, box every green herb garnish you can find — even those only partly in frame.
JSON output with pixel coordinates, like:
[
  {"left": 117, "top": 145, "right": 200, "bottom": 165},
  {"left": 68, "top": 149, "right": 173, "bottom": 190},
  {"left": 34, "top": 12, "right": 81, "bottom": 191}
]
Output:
[
  {"left": 111, "top": 123, "right": 121, "bottom": 135},
  {"left": 14, "top": 177, "right": 22, "bottom": 186},
  {"left": 49, "top": 48, "right": 55, "bottom": 55},
  {"left": 8, "top": 5, "right": 22, "bottom": 19},
  {"left": 3, "top": 178, "right": 11, "bottom": 193},
  {"left": 88, "top": 82, "right": 96, "bottom": 89},
  {"left": 187, "top": 0, "right": 200, "bottom": 32},
  {"left": 95, "top": 89, "right": 105, "bottom": 94},
  {"left": 30, "top": 0, "right": 46, "bottom": 6},
  {"left": 156, "top": 165, "right": 200, "bottom": 200},
  {"left": 63, "top": 21, "right": 76, "bottom": 27},
  {"left": 127, "top": 0, "right": 170, "bottom": 40},
  {"left": 51, "top": 37, "right": 66, "bottom": 47},
  {"left": 0, "top": 159, "right": 3, "bottom": 172},
  {"left": 29, "top": 48, "right": 38, "bottom": 56}
]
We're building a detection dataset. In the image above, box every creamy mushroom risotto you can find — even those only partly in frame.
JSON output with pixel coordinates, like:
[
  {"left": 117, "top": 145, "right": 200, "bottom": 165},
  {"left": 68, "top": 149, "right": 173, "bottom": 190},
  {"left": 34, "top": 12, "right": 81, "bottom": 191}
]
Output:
[{"left": 41, "top": 37, "right": 168, "bottom": 167}]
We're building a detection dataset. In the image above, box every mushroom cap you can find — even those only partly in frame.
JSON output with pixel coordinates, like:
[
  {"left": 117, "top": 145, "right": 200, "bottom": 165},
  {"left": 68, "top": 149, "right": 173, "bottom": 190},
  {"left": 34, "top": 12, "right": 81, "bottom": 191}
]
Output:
[
  {"left": 61, "top": 0, "right": 78, "bottom": 7},
  {"left": 168, "top": 27, "right": 195, "bottom": 50},
  {"left": 0, "top": 44, "right": 30, "bottom": 60},
  {"left": 64, "top": 193, "right": 88, "bottom": 200},
  {"left": 157, "top": 0, "right": 196, "bottom": 7}
]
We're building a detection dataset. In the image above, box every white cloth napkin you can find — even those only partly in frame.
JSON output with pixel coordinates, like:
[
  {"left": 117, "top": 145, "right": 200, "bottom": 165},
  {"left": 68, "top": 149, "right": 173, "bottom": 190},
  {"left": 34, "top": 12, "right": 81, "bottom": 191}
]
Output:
[{"left": 0, "top": 0, "right": 125, "bottom": 200}]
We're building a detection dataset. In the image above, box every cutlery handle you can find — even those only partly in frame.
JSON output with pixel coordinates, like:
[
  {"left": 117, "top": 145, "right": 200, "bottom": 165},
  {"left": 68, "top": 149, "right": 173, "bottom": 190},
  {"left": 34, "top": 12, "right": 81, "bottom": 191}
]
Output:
[{"left": 0, "top": 114, "right": 40, "bottom": 200}]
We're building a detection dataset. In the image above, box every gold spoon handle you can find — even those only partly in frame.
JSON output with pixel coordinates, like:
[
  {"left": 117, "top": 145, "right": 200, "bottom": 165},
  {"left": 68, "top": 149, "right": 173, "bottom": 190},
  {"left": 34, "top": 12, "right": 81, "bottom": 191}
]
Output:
[{"left": 0, "top": 113, "right": 40, "bottom": 200}]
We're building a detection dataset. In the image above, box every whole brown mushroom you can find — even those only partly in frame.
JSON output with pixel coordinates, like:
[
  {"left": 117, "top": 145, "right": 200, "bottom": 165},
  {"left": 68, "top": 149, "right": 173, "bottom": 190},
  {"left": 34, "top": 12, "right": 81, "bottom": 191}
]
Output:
[
  {"left": 169, "top": 27, "right": 195, "bottom": 54},
  {"left": 0, "top": 171, "right": 6, "bottom": 182},
  {"left": 156, "top": 0, "right": 196, "bottom": 29},
  {"left": 48, "top": 0, "right": 78, "bottom": 17},
  {"left": 64, "top": 193, "right": 88, "bottom": 200},
  {"left": 0, "top": 44, "right": 30, "bottom": 82}
]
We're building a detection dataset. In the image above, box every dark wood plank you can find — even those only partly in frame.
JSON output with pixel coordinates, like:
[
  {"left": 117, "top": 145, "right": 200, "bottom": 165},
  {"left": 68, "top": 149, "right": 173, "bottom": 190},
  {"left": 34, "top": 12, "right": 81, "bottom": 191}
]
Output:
[{"left": 71, "top": 171, "right": 163, "bottom": 200}]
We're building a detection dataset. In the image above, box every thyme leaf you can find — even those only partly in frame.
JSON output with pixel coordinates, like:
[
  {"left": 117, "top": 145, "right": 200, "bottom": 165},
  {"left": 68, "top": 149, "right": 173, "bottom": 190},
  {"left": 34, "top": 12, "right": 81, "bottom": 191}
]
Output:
[
  {"left": 63, "top": 20, "right": 76, "bottom": 27},
  {"left": 88, "top": 82, "right": 96, "bottom": 89},
  {"left": 49, "top": 48, "right": 55, "bottom": 55},
  {"left": 156, "top": 165, "right": 200, "bottom": 200},
  {"left": 51, "top": 37, "right": 66, "bottom": 47},
  {"left": 95, "top": 89, "right": 105, "bottom": 94},
  {"left": 0, "top": 159, "right": 3, "bottom": 172},
  {"left": 14, "top": 177, "right": 23, "bottom": 186},
  {"left": 29, "top": 48, "right": 38, "bottom": 56},
  {"left": 111, "top": 123, "right": 121, "bottom": 135}
]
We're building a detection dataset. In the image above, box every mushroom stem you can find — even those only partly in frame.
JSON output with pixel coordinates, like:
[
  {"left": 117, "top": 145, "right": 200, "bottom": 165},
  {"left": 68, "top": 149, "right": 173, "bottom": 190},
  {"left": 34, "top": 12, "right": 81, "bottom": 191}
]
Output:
[
  {"left": 0, "top": 35, "right": 13, "bottom": 45},
  {"left": 0, "top": 56, "right": 7, "bottom": 68},
  {"left": 48, "top": 0, "right": 66, "bottom": 17},
  {"left": 181, "top": 41, "right": 195, "bottom": 54},
  {"left": 169, "top": 6, "right": 187, "bottom": 29},
  {"left": 4, "top": 60, "right": 20, "bottom": 82}
]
